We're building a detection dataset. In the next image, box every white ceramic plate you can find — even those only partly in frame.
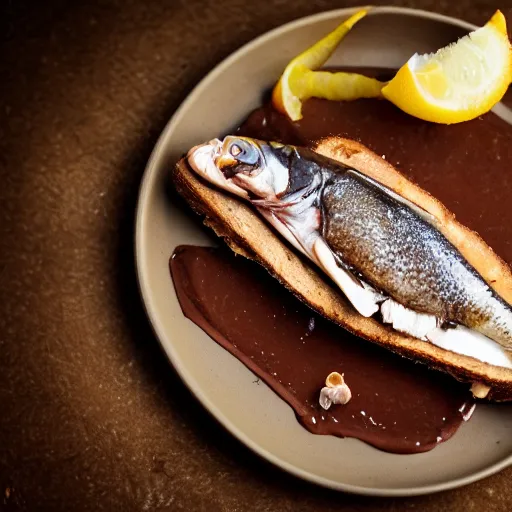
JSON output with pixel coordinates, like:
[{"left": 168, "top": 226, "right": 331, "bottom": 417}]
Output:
[{"left": 135, "top": 6, "right": 512, "bottom": 496}]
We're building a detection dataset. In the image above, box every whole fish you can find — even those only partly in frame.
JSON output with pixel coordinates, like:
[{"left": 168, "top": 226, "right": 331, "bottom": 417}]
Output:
[{"left": 186, "top": 136, "right": 512, "bottom": 364}]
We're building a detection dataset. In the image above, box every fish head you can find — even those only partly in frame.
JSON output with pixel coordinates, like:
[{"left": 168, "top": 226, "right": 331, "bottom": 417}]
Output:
[{"left": 186, "top": 136, "right": 289, "bottom": 200}]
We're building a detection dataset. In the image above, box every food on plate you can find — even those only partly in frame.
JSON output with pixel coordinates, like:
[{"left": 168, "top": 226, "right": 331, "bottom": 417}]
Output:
[
  {"left": 273, "top": 9, "right": 512, "bottom": 124},
  {"left": 382, "top": 10, "right": 512, "bottom": 123},
  {"left": 168, "top": 8, "right": 512, "bottom": 452},
  {"left": 175, "top": 135, "right": 512, "bottom": 400},
  {"left": 272, "top": 9, "right": 384, "bottom": 121},
  {"left": 319, "top": 372, "right": 352, "bottom": 410}
]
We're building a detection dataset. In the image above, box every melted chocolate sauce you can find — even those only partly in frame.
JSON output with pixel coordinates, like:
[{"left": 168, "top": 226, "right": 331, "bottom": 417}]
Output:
[{"left": 171, "top": 246, "right": 474, "bottom": 454}]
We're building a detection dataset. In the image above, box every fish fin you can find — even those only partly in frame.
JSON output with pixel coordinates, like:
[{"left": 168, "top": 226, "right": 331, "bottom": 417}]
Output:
[
  {"left": 347, "top": 169, "right": 438, "bottom": 226},
  {"left": 361, "top": 280, "right": 387, "bottom": 303},
  {"left": 312, "top": 238, "right": 380, "bottom": 317},
  {"left": 258, "top": 207, "right": 380, "bottom": 320}
]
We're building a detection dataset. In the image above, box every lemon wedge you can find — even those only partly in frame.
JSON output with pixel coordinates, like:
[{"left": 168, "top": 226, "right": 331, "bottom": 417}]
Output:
[
  {"left": 272, "top": 9, "right": 385, "bottom": 121},
  {"left": 382, "top": 10, "right": 512, "bottom": 124}
]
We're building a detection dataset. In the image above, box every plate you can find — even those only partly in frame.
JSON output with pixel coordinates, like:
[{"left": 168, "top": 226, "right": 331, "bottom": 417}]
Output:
[{"left": 135, "top": 6, "right": 512, "bottom": 496}]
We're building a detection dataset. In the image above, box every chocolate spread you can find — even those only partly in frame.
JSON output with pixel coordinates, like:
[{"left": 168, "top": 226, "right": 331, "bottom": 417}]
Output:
[{"left": 171, "top": 246, "right": 474, "bottom": 454}]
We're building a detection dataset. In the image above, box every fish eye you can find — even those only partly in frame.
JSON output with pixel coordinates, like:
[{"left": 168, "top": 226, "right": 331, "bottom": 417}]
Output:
[
  {"left": 228, "top": 139, "right": 260, "bottom": 166},
  {"left": 230, "top": 144, "right": 242, "bottom": 157}
]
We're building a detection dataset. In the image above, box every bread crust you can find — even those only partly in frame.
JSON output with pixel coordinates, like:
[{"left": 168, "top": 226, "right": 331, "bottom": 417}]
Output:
[{"left": 172, "top": 140, "right": 512, "bottom": 401}]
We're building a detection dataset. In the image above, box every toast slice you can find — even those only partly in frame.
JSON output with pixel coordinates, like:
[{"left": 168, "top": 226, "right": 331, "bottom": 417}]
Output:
[{"left": 172, "top": 139, "right": 512, "bottom": 401}]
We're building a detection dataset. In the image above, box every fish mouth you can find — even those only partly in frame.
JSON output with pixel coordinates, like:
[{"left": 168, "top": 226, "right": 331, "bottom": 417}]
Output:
[{"left": 186, "top": 139, "right": 249, "bottom": 199}]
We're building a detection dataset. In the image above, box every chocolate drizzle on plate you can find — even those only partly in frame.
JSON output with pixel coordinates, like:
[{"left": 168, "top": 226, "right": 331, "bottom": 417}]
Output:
[{"left": 171, "top": 245, "right": 474, "bottom": 454}]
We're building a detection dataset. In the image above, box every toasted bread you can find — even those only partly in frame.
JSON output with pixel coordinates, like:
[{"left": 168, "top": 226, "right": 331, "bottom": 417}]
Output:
[{"left": 172, "top": 139, "right": 512, "bottom": 401}]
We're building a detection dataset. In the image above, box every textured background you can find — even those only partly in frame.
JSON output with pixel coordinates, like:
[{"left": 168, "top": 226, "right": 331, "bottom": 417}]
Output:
[{"left": 1, "top": 1, "right": 511, "bottom": 510}]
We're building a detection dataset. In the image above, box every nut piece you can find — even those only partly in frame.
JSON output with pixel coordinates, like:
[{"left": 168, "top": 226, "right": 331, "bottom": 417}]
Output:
[
  {"left": 319, "top": 372, "right": 352, "bottom": 410},
  {"left": 471, "top": 382, "right": 491, "bottom": 399}
]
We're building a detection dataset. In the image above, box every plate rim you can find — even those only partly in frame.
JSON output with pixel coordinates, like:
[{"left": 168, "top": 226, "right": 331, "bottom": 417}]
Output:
[{"left": 135, "top": 5, "right": 512, "bottom": 497}]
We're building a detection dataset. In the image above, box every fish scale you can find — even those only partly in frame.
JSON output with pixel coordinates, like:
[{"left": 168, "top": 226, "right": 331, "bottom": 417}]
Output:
[{"left": 320, "top": 169, "right": 512, "bottom": 345}]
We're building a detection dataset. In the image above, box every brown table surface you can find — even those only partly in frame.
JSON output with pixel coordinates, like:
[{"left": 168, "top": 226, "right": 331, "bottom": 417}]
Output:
[{"left": 1, "top": 1, "right": 512, "bottom": 510}]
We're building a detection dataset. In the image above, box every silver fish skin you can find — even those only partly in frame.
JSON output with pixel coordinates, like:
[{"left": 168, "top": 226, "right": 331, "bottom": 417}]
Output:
[
  {"left": 186, "top": 136, "right": 512, "bottom": 351},
  {"left": 321, "top": 170, "right": 512, "bottom": 348}
]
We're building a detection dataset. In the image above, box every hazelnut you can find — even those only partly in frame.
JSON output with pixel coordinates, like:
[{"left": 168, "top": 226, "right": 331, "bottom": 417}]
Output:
[{"left": 319, "top": 372, "right": 352, "bottom": 410}]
